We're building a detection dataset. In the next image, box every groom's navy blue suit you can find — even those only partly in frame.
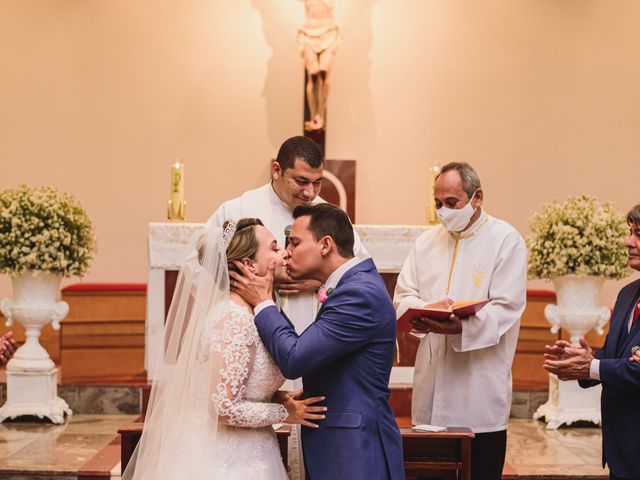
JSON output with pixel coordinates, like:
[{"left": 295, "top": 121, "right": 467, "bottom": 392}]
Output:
[
  {"left": 255, "top": 258, "right": 404, "bottom": 479},
  {"left": 579, "top": 279, "right": 640, "bottom": 479}
]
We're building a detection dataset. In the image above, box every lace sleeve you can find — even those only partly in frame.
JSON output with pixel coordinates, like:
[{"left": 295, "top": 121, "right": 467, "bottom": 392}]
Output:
[{"left": 209, "top": 306, "right": 287, "bottom": 428}]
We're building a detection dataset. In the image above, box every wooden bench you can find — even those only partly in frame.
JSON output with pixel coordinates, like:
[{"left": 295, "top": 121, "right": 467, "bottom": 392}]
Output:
[
  {"left": 397, "top": 417, "right": 474, "bottom": 480},
  {"left": 119, "top": 419, "right": 472, "bottom": 479}
]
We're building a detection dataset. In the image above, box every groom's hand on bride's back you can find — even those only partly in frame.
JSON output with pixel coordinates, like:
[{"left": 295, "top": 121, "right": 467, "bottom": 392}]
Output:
[
  {"left": 230, "top": 260, "right": 275, "bottom": 307},
  {"left": 279, "top": 389, "right": 327, "bottom": 429}
]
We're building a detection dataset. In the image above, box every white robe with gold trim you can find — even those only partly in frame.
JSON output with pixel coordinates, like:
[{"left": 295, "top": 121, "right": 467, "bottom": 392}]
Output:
[{"left": 394, "top": 211, "right": 527, "bottom": 433}]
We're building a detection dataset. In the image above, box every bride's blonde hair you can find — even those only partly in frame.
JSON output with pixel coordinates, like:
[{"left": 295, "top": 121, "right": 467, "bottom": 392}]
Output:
[{"left": 223, "top": 218, "right": 264, "bottom": 277}]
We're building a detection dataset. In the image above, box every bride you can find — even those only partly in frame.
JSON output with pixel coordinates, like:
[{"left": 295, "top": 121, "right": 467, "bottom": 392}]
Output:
[{"left": 122, "top": 219, "right": 326, "bottom": 479}]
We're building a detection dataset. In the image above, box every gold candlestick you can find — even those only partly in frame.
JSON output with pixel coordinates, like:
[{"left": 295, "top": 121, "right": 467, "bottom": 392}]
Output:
[
  {"left": 167, "top": 159, "right": 186, "bottom": 221},
  {"left": 426, "top": 165, "right": 440, "bottom": 225}
]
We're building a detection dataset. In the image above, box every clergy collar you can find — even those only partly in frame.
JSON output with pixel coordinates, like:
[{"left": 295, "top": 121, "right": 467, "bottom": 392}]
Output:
[{"left": 450, "top": 209, "right": 488, "bottom": 240}]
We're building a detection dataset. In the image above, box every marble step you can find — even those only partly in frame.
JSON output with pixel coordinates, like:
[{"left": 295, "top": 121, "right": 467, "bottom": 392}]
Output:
[{"left": 0, "top": 383, "right": 147, "bottom": 417}]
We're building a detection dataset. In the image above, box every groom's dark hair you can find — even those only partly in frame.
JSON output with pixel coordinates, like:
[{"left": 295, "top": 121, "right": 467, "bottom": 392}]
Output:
[{"left": 293, "top": 203, "right": 355, "bottom": 258}]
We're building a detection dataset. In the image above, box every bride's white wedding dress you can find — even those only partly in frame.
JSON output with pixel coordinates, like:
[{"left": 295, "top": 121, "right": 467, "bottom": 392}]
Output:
[
  {"left": 201, "top": 300, "right": 289, "bottom": 479},
  {"left": 122, "top": 226, "right": 291, "bottom": 480}
]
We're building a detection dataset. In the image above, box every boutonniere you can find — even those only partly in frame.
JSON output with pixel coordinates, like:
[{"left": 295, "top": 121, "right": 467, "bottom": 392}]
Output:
[{"left": 317, "top": 287, "right": 334, "bottom": 304}]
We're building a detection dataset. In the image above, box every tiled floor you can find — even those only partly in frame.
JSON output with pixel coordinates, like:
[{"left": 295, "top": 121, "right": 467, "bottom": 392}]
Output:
[
  {"left": 506, "top": 419, "right": 608, "bottom": 478},
  {"left": 0, "top": 414, "right": 136, "bottom": 479},
  {"left": 0, "top": 415, "right": 609, "bottom": 479}
]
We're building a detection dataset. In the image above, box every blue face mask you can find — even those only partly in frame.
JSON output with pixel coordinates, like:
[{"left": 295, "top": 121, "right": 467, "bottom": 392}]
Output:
[{"left": 436, "top": 191, "right": 477, "bottom": 232}]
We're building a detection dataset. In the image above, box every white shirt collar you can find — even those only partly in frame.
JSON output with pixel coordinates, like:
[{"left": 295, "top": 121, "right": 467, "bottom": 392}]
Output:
[{"left": 324, "top": 256, "right": 365, "bottom": 290}]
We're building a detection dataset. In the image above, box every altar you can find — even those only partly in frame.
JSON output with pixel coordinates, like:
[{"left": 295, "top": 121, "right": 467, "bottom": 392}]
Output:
[{"left": 146, "top": 222, "right": 430, "bottom": 381}]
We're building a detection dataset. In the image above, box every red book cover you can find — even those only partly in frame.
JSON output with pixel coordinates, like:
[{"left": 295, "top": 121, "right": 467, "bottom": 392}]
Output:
[{"left": 397, "top": 300, "right": 490, "bottom": 333}]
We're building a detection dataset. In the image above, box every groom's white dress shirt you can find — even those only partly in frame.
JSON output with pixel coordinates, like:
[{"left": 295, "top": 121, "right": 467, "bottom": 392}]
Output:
[{"left": 255, "top": 256, "right": 365, "bottom": 316}]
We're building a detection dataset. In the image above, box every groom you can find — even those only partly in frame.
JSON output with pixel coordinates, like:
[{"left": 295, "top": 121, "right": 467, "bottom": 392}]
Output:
[{"left": 232, "top": 203, "right": 404, "bottom": 479}]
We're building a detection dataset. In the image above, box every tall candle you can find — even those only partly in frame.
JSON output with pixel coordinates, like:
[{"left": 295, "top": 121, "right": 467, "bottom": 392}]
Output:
[
  {"left": 427, "top": 165, "right": 440, "bottom": 224},
  {"left": 168, "top": 160, "right": 185, "bottom": 220},
  {"left": 171, "top": 160, "right": 184, "bottom": 205}
]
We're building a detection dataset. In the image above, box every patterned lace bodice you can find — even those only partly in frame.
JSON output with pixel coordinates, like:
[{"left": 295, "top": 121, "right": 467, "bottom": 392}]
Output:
[{"left": 200, "top": 300, "right": 287, "bottom": 428}]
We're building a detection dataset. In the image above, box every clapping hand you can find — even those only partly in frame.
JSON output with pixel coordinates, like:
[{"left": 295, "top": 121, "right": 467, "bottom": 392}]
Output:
[
  {"left": 543, "top": 337, "right": 593, "bottom": 380},
  {"left": 410, "top": 298, "right": 462, "bottom": 335},
  {"left": 0, "top": 332, "right": 17, "bottom": 366}
]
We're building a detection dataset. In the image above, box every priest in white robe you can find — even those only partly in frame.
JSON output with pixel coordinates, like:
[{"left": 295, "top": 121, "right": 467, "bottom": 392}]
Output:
[
  {"left": 394, "top": 162, "right": 527, "bottom": 480},
  {"left": 207, "top": 136, "right": 367, "bottom": 332},
  {"left": 206, "top": 135, "right": 367, "bottom": 480}
]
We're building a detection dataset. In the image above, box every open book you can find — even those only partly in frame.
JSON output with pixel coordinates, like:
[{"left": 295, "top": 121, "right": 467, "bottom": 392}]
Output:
[{"left": 397, "top": 299, "right": 490, "bottom": 333}]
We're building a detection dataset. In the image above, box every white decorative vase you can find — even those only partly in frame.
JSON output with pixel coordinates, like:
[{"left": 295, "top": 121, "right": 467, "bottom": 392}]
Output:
[
  {"left": 544, "top": 275, "right": 611, "bottom": 344},
  {"left": 0, "top": 271, "right": 72, "bottom": 424},
  {"left": 534, "top": 275, "right": 610, "bottom": 429}
]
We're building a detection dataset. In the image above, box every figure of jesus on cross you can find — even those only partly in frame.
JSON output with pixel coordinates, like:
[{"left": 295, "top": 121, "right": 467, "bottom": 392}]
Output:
[{"left": 297, "top": 0, "right": 340, "bottom": 132}]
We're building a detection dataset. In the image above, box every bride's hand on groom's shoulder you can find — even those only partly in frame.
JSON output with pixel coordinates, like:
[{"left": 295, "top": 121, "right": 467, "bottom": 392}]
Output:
[{"left": 281, "top": 389, "right": 327, "bottom": 429}]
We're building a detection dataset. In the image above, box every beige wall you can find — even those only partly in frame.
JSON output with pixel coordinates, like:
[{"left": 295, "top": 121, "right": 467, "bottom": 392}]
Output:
[{"left": 1, "top": 0, "right": 638, "bottom": 304}]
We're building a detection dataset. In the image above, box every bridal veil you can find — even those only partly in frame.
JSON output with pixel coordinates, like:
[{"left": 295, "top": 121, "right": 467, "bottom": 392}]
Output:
[{"left": 122, "top": 224, "right": 230, "bottom": 479}]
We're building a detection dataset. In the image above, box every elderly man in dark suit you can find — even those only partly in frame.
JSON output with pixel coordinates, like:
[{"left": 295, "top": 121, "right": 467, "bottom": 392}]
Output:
[{"left": 544, "top": 203, "right": 640, "bottom": 480}]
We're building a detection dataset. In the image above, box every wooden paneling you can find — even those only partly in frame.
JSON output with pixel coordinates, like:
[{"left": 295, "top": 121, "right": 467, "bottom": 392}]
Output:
[
  {"left": 43, "top": 276, "right": 610, "bottom": 389},
  {"left": 165, "top": 270, "right": 179, "bottom": 321},
  {"left": 513, "top": 292, "right": 558, "bottom": 389},
  {"left": 389, "top": 384, "right": 412, "bottom": 417},
  {"left": 382, "top": 273, "right": 421, "bottom": 367},
  {"left": 321, "top": 159, "right": 357, "bottom": 222},
  {"left": 514, "top": 291, "right": 610, "bottom": 389},
  {"left": 59, "top": 287, "right": 146, "bottom": 382}
]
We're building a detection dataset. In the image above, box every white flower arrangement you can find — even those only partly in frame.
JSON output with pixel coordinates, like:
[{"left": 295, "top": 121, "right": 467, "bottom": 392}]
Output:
[
  {"left": 0, "top": 185, "right": 96, "bottom": 277},
  {"left": 527, "top": 195, "right": 630, "bottom": 280}
]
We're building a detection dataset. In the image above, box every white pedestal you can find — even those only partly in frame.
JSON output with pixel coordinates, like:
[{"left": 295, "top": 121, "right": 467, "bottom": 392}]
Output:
[
  {"left": 533, "top": 373, "right": 601, "bottom": 429},
  {"left": 0, "top": 368, "right": 71, "bottom": 424}
]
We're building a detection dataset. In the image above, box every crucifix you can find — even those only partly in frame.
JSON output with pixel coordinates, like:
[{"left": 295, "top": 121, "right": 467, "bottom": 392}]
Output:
[
  {"left": 297, "top": 0, "right": 340, "bottom": 151},
  {"left": 295, "top": 0, "right": 356, "bottom": 224}
]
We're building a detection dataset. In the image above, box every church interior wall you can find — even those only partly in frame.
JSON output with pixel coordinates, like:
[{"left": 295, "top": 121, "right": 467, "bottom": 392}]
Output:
[{"left": 1, "top": 0, "right": 639, "bottom": 304}]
